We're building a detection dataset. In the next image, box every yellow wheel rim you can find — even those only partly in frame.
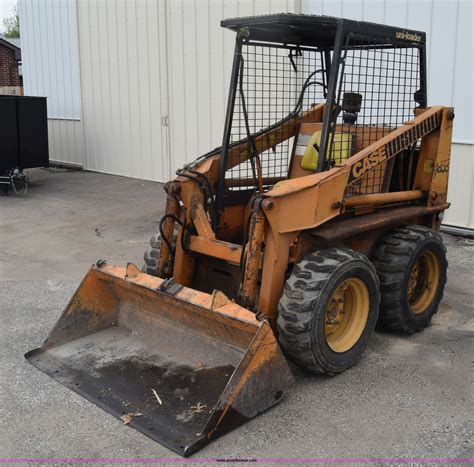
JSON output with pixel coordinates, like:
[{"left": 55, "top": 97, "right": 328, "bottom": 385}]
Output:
[
  {"left": 324, "top": 278, "right": 369, "bottom": 353},
  {"left": 407, "top": 250, "right": 440, "bottom": 314}
]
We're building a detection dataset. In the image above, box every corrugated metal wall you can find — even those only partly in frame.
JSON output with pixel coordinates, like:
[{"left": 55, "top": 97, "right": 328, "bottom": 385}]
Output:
[
  {"left": 20, "top": 0, "right": 81, "bottom": 119},
  {"left": 19, "top": 0, "right": 84, "bottom": 166},
  {"left": 75, "top": 0, "right": 298, "bottom": 180},
  {"left": 165, "top": 0, "right": 298, "bottom": 172},
  {"left": 444, "top": 144, "right": 474, "bottom": 229},
  {"left": 76, "top": 0, "right": 170, "bottom": 180}
]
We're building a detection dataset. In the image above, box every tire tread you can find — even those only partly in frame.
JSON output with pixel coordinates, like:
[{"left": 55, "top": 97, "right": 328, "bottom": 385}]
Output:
[
  {"left": 277, "top": 248, "right": 379, "bottom": 375},
  {"left": 372, "top": 225, "right": 447, "bottom": 333}
]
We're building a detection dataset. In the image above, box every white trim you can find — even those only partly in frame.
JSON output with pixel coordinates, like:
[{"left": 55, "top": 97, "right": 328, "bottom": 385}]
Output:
[{"left": 47, "top": 117, "right": 81, "bottom": 122}]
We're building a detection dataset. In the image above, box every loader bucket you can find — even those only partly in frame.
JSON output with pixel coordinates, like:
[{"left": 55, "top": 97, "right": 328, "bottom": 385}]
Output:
[{"left": 25, "top": 263, "right": 293, "bottom": 456}]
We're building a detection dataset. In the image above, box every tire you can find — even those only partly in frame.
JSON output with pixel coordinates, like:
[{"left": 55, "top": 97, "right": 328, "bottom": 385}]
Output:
[
  {"left": 372, "top": 225, "right": 447, "bottom": 334},
  {"left": 142, "top": 233, "right": 163, "bottom": 277},
  {"left": 277, "top": 248, "right": 380, "bottom": 375}
]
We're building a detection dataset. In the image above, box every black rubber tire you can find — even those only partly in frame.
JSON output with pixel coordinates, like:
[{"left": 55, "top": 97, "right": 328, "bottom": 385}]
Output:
[
  {"left": 142, "top": 234, "right": 163, "bottom": 277},
  {"left": 372, "top": 225, "right": 447, "bottom": 334},
  {"left": 277, "top": 248, "right": 380, "bottom": 375}
]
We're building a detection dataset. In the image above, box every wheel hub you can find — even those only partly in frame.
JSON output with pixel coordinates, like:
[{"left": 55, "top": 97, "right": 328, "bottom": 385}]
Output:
[
  {"left": 326, "top": 285, "right": 345, "bottom": 323},
  {"left": 324, "top": 278, "right": 369, "bottom": 353},
  {"left": 407, "top": 250, "right": 440, "bottom": 314}
]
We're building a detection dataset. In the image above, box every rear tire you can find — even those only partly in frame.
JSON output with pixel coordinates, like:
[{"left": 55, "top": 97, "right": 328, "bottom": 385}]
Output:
[
  {"left": 142, "top": 234, "right": 163, "bottom": 277},
  {"left": 277, "top": 248, "right": 380, "bottom": 375},
  {"left": 372, "top": 225, "right": 447, "bottom": 334}
]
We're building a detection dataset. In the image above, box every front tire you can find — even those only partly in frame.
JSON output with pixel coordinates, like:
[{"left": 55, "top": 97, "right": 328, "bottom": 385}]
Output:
[
  {"left": 277, "top": 248, "right": 380, "bottom": 375},
  {"left": 372, "top": 225, "right": 447, "bottom": 334}
]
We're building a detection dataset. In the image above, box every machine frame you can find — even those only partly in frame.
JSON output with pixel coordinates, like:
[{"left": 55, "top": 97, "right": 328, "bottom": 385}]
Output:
[{"left": 156, "top": 14, "right": 452, "bottom": 325}]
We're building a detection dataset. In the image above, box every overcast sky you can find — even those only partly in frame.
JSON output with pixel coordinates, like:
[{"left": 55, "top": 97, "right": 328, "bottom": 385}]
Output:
[{"left": 0, "top": 0, "right": 17, "bottom": 33}]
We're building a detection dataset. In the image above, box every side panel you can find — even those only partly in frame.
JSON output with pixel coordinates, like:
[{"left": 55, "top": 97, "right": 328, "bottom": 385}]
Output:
[
  {"left": 17, "top": 97, "right": 49, "bottom": 169},
  {"left": 428, "top": 109, "right": 454, "bottom": 207},
  {"left": 0, "top": 96, "right": 49, "bottom": 170},
  {"left": 0, "top": 97, "right": 18, "bottom": 170}
]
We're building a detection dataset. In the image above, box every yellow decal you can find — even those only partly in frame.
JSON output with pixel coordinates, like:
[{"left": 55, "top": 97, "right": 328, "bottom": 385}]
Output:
[{"left": 423, "top": 160, "right": 434, "bottom": 172}]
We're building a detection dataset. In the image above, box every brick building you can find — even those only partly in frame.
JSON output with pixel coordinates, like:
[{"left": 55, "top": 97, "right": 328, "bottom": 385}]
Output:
[{"left": 0, "top": 34, "right": 22, "bottom": 87}]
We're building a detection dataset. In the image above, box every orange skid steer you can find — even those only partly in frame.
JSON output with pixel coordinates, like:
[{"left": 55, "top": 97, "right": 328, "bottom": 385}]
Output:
[{"left": 26, "top": 14, "right": 454, "bottom": 456}]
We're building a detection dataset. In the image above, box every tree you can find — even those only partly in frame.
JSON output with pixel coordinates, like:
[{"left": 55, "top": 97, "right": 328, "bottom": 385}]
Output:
[{"left": 2, "top": 3, "right": 20, "bottom": 38}]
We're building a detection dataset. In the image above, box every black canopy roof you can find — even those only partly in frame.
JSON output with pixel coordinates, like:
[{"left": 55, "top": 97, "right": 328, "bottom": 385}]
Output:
[{"left": 221, "top": 13, "right": 425, "bottom": 48}]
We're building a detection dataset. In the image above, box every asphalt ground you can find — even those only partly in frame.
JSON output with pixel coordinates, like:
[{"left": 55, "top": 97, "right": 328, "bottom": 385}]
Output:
[{"left": 1, "top": 168, "right": 473, "bottom": 461}]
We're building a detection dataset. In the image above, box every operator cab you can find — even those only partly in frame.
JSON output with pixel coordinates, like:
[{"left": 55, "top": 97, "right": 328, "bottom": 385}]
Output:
[{"left": 207, "top": 13, "right": 426, "bottom": 240}]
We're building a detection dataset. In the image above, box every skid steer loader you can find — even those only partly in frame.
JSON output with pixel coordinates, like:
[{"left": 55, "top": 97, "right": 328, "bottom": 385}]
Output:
[{"left": 26, "top": 14, "right": 454, "bottom": 456}]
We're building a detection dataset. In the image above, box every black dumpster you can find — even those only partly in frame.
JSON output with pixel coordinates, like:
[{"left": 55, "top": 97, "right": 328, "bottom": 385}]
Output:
[{"left": 0, "top": 95, "right": 49, "bottom": 194}]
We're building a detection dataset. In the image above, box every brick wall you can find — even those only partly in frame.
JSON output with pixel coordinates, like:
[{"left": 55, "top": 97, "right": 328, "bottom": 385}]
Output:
[{"left": 0, "top": 44, "right": 21, "bottom": 87}]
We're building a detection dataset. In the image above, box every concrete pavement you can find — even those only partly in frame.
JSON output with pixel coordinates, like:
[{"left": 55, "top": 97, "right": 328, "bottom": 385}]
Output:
[{"left": 1, "top": 168, "right": 472, "bottom": 460}]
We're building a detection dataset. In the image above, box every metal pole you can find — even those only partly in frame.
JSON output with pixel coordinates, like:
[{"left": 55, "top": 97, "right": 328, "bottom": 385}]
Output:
[
  {"left": 317, "top": 20, "right": 345, "bottom": 172},
  {"left": 419, "top": 45, "right": 428, "bottom": 108},
  {"left": 214, "top": 37, "right": 243, "bottom": 232},
  {"left": 323, "top": 49, "right": 331, "bottom": 98}
]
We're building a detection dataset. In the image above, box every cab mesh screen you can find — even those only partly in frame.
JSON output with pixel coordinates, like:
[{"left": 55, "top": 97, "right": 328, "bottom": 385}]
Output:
[
  {"left": 225, "top": 43, "right": 326, "bottom": 190},
  {"left": 330, "top": 36, "right": 422, "bottom": 197}
]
